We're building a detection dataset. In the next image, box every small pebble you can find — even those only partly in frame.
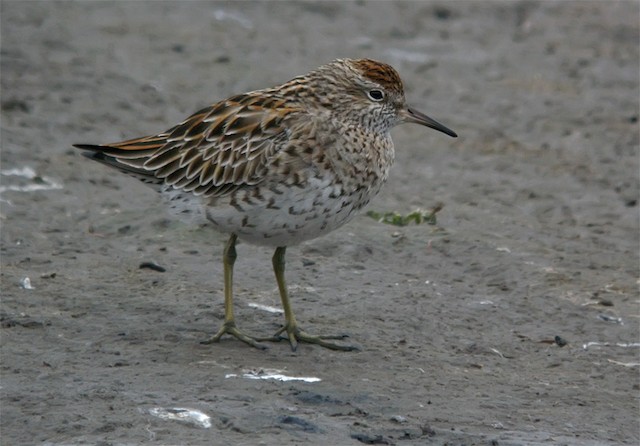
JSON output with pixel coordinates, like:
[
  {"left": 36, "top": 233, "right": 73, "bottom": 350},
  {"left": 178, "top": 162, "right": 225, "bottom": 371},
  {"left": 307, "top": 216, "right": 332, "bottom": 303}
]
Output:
[{"left": 554, "top": 335, "right": 568, "bottom": 347}]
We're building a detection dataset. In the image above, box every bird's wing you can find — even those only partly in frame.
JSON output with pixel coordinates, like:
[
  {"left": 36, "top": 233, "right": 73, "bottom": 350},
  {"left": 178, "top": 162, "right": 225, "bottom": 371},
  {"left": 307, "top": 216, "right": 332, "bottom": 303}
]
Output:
[{"left": 74, "top": 93, "right": 301, "bottom": 198}]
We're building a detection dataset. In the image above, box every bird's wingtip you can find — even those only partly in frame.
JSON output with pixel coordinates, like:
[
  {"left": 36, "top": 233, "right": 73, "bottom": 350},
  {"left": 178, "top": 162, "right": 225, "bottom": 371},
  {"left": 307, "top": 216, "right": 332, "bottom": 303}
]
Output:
[{"left": 73, "top": 143, "right": 103, "bottom": 151}]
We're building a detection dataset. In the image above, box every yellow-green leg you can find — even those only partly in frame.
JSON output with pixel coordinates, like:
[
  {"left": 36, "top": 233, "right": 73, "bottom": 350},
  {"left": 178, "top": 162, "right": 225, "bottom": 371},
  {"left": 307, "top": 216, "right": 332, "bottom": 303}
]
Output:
[
  {"left": 265, "top": 246, "right": 358, "bottom": 351},
  {"left": 201, "top": 234, "right": 266, "bottom": 349}
]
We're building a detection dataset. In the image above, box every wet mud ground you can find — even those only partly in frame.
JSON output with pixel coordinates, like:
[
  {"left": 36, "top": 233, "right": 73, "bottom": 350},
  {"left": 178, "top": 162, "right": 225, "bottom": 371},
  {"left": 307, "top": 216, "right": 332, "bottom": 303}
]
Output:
[{"left": 1, "top": 1, "right": 639, "bottom": 445}]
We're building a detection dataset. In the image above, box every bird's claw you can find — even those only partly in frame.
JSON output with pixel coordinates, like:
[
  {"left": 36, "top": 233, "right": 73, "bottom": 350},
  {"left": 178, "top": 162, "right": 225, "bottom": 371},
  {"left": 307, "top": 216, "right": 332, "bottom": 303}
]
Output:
[
  {"left": 201, "top": 321, "right": 268, "bottom": 350},
  {"left": 259, "top": 325, "right": 359, "bottom": 351}
]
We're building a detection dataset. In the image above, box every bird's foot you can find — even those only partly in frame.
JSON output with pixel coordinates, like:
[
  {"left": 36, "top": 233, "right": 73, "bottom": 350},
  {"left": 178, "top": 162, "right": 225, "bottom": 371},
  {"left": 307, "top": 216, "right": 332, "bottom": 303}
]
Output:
[
  {"left": 260, "top": 324, "right": 360, "bottom": 352},
  {"left": 201, "top": 321, "right": 268, "bottom": 350}
]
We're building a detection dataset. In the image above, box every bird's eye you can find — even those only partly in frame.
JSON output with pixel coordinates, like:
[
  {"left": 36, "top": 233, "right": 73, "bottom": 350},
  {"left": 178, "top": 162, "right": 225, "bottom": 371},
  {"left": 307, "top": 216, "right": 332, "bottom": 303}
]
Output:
[{"left": 367, "top": 89, "right": 385, "bottom": 101}]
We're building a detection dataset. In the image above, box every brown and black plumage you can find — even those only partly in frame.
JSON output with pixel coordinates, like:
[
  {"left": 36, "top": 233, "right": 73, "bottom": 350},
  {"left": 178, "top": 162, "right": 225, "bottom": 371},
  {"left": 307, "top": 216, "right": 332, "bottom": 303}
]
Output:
[{"left": 75, "top": 58, "right": 456, "bottom": 351}]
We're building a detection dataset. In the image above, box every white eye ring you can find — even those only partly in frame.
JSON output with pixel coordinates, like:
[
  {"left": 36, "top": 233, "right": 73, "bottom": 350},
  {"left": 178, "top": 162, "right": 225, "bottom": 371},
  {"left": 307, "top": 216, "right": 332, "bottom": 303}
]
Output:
[{"left": 367, "top": 89, "right": 385, "bottom": 101}]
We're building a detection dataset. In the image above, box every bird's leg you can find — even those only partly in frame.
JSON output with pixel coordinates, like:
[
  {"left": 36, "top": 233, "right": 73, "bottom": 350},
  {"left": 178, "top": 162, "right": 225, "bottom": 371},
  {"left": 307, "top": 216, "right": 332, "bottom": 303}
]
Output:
[
  {"left": 201, "top": 234, "right": 266, "bottom": 349},
  {"left": 264, "top": 246, "right": 358, "bottom": 351}
]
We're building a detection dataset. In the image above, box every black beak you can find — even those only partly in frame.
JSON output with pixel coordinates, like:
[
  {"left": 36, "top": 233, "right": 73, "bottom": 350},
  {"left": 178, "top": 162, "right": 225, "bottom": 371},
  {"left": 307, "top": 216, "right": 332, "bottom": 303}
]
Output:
[{"left": 402, "top": 107, "right": 457, "bottom": 138}]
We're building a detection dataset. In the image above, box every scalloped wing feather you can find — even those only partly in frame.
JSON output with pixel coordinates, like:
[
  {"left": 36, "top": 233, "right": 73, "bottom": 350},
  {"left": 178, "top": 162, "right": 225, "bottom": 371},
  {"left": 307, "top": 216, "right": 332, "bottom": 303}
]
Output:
[{"left": 75, "top": 93, "right": 300, "bottom": 198}]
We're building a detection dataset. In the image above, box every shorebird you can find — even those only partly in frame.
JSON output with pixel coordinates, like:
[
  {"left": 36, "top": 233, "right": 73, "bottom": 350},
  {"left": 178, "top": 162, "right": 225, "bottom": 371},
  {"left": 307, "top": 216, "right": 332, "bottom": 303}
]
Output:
[{"left": 75, "top": 58, "right": 457, "bottom": 351}]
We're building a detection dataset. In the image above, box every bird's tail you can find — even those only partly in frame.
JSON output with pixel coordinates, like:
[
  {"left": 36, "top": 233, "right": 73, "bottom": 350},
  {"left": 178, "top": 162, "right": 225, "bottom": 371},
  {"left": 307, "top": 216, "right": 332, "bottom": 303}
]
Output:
[{"left": 73, "top": 135, "right": 168, "bottom": 190}]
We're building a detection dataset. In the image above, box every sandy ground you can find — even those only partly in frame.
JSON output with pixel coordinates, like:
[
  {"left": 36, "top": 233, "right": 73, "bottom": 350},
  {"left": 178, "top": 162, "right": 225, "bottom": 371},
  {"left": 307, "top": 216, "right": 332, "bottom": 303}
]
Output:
[{"left": 1, "top": 1, "right": 639, "bottom": 445}]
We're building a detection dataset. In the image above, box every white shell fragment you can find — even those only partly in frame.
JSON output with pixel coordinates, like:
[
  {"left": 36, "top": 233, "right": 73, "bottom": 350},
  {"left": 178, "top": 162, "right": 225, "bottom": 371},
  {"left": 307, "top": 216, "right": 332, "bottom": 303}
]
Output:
[
  {"left": 0, "top": 166, "right": 63, "bottom": 197},
  {"left": 225, "top": 368, "right": 321, "bottom": 383},
  {"left": 247, "top": 303, "right": 283, "bottom": 314},
  {"left": 19, "top": 277, "right": 34, "bottom": 290},
  {"left": 582, "top": 341, "right": 640, "bottom": 350},
  {"left": 147, "top": 407, "right": 212, "bottom": 429}
]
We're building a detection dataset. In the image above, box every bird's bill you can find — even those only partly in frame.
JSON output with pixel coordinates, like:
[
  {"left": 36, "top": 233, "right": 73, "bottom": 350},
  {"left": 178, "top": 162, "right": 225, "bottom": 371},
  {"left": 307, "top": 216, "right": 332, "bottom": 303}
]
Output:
[{"left": 402, "top": 107, "right": 457, "bottom": 138}]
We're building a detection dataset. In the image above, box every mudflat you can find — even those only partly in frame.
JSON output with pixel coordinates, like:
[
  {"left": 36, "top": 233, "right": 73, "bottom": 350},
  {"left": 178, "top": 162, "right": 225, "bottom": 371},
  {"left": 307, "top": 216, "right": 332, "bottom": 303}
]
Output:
[{"left": 1, "top": 1, "right": 638, "bottom": 445}]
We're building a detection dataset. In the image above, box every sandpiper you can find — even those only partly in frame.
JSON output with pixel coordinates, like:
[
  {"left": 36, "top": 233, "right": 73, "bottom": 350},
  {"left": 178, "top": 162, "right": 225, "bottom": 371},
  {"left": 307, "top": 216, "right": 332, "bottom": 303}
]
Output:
[{"left": 75, "top": 58, "right": 457, "bottom": 351}]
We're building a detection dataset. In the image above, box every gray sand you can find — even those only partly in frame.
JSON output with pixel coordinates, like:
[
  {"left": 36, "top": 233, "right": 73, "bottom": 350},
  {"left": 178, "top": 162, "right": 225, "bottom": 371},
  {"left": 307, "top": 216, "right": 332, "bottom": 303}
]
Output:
[{"left": 1, "top": 1, "right": 638, "bottom": 445}]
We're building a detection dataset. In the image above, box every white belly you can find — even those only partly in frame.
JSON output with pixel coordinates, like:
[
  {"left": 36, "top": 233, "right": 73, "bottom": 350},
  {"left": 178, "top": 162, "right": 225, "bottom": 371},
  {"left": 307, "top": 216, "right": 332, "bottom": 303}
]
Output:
[{"left": 203, "top": 176, "right": 378, "bottom": 247}]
